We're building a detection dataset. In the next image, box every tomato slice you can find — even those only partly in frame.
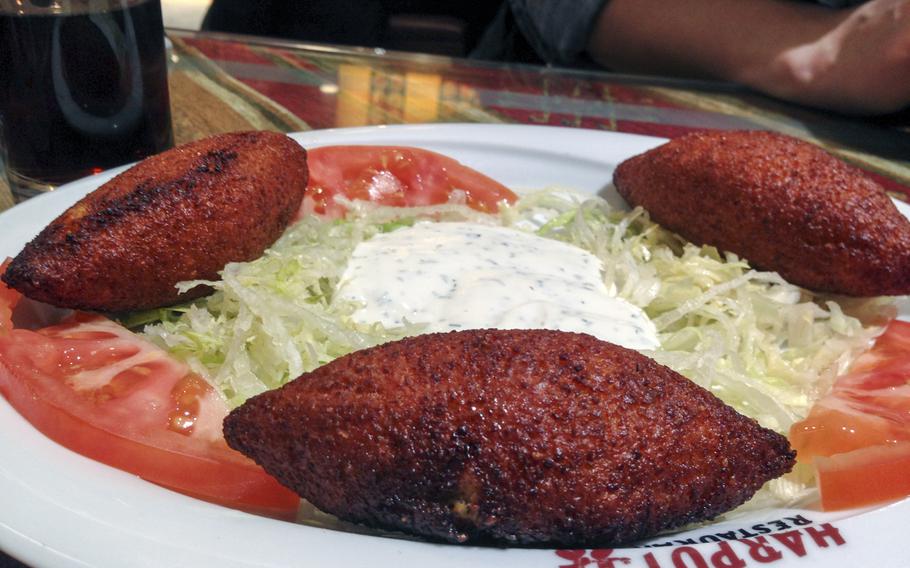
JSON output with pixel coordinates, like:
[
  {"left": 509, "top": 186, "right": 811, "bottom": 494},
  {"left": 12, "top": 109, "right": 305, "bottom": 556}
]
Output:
[
  {"left": 0, "top": 265, "right": 300, "bottom": 519},
  {"left": 790, "top": 321, "right": 910, "bottom": 461},
  {"left": 789, "top": 320, "right": 910, "bottom": 510},
  {"left": 0, "top": 146, "right": 513, "bottom": 520},
  {"left": 815, "top": 442, "right": 910, "bottom": 511},
  {"left": 0, "top": 146, "right": 511, "bottom": 520},
  {"left": 302, "top": 145, "right": 518, "bottom": 217}
]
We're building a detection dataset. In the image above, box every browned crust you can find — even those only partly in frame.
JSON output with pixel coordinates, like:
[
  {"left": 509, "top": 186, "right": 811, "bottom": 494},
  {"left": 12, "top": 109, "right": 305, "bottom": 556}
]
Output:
[
  {"left": 2, "top": 131, "right": 307, "bottom": 312},
  {"left": 613, "top": 130, "right": 910, "bottom": 297},
  {"left": 224, "top": 329, "right": 795, "bottom": 546}
]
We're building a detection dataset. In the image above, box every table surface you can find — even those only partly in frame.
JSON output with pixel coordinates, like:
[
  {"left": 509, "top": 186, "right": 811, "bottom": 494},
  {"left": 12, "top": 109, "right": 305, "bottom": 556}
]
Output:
[
  {"left": 2, "top": 28, "right": 910, "bottom": 568},
  {"left": 2, "top": 28, "right": 909, "bottom": 213}
]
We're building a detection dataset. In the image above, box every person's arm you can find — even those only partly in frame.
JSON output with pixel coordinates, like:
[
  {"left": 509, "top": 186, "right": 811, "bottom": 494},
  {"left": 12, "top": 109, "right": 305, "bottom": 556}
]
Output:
[{"left": 586, "top": 0, "right": 910, "bottom": 115}]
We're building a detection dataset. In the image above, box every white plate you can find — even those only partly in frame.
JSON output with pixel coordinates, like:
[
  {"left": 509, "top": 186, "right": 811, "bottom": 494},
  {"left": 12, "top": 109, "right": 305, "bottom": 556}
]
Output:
[{"left": 1, "top": 124, "right": 908, "bottom": 568}]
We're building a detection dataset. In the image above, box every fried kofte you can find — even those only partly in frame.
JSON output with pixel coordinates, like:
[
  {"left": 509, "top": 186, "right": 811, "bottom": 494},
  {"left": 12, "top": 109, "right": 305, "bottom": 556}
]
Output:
[
  {"left": 224, "top": 329, "right": 795, "bottom": 546},
  {"left": 613, "top": 130, "right": 910, "bottom": 297},
  {"left": 1, "top": 131, "right": 307, "bottom": 312}
]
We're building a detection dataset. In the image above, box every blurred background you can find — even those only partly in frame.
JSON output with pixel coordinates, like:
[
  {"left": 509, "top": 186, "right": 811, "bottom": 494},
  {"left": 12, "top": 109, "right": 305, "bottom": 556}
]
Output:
[
  {"left": 162, "top": 0, "right": 210, "bottom": 29},
  {"left": 160, "top": 0, "right": 510, "bottom": 59}
]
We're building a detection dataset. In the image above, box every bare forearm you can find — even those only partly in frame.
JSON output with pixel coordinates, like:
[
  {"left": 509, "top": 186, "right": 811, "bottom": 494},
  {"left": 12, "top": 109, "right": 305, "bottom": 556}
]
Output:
[
  {"left": 588, "top": 0, "right": 840, "bottom": 80},
  {"left": 586, "top": 0, "right": 910, "bottom": 114}
]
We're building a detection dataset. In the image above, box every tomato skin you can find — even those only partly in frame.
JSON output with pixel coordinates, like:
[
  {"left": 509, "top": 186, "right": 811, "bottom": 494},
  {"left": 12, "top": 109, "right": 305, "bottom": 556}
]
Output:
[
  {"left": 303, "top": 145, "right": 518, "bottom": 217},
  {"left": 815, "top": 442, "right": 910, "bottom": 511},
  {"left": 0, "top": 268, "right": 299, "bottom": 519}
]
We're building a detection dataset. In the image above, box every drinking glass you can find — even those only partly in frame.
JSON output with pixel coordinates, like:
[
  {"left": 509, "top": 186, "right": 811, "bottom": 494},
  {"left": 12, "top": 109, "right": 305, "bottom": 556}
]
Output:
[{"left": 0, "top": 0, "right": 173, "bottom": 201}]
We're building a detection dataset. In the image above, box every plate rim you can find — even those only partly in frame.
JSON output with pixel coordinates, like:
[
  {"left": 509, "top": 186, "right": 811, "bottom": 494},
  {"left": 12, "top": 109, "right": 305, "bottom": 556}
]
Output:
[{"left": 1, "top": 123, "right": 907, "bottom": 568}]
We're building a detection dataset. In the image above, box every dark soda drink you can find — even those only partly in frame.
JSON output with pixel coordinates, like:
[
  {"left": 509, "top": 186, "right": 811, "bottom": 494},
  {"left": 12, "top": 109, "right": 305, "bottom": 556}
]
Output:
[{"left": 0, "top": 0, "right": 173, "bottom": 200}]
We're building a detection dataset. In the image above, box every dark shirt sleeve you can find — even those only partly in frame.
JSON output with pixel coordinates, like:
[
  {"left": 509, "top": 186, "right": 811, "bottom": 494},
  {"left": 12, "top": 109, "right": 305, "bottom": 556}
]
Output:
[{"left": 508, "top": 0, "right": 610, "bottom": 65}]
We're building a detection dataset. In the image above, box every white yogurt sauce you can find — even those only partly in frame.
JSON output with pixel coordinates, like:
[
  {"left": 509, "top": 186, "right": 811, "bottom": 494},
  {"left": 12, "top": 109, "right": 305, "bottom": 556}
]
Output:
[{"left": 335, "top": 222, "right": 659, "bottom": 350}]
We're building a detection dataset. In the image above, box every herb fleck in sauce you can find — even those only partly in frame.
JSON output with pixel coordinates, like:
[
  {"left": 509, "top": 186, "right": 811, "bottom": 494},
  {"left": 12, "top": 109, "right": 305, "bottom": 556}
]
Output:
[{"left": 337, "top": 222, "right": 659, "bottom": 350}]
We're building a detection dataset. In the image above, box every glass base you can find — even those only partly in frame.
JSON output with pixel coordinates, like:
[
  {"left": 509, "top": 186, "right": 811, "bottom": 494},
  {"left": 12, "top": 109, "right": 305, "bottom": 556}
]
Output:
[{"left": 6, "top": 169, "right": 58, "bottom": 203}]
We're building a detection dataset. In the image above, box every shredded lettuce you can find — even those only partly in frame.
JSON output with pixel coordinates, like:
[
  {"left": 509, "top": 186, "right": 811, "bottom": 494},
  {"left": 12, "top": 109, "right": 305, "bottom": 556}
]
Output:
[
  {"left": 508, "top": 193, "right": 892, "bottom": 434},
  {"left": 501, "top": 189, "right": 892, "bottom": 508},
  {"left": 143, "top": 199, "right": 494, "bottom": 407},
  {"left": 142, "top": 188, "right": 893, "bottom": 507}
]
